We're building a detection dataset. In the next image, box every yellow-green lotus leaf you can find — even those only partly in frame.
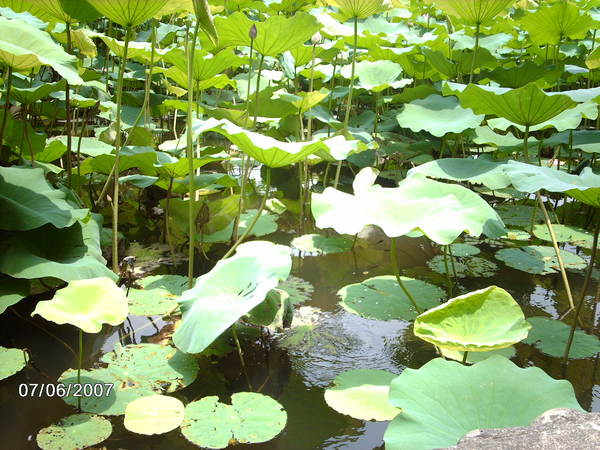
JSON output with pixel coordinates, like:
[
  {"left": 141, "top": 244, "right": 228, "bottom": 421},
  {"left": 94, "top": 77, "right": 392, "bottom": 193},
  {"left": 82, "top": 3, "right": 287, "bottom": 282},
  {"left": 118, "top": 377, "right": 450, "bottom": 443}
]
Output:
[
  {"left": 414, "top": 286, "right": 531, "bottom": 352},
  {"left": 124, "top": 395, "right": 185, "bottom": 435},
  {"left": 323, "top": 0, "right": 391, "bottom": 19},
  {"left": 87, "top": 0, "right": 167, "bottom": 27}
]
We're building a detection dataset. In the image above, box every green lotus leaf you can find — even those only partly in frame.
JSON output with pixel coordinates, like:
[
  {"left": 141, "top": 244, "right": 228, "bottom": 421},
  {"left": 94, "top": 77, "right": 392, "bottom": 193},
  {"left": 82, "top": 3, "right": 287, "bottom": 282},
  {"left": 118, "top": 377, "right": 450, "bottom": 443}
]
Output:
[
  {"left": 587, "top": 45, "right": 600, "bottom": 70},
  {"left": 447, "top": 243, "right": 480, "bottom": 257},
  {"left": 273, "top": 89, "right": 330, "bottom": 114},
  {"left": 323, "top": 0, "right": 390, "bottom": 19},
  {"left": 87, "top": 0, "right": 167, "bottom": 27},
  {"left": 181, "top": 393, "right": 287, "bottom": 449},
  {"left": 36, "top": 414, "right": 111, "bottom": 450},
  {"left": 0, "top": 219, "right": 117, "bottom": 283},
  {"left": 544, "top": 130, "right": 600, "bottom": 154},
  {"left": 414, "top": 286, "right": 531, "bottom": 352},
  {"left": 496, "top": 204, "right": 544, "bottom": 228},
  {"left": 277, "top": 275, "right": 314, "bottom": 305},
  {"left": 384, "top": 356, "right": 583, "bottom": 449},
  {"left": 324, "top": 369, "right": 400, "bottom": 421},
  {"left": 193, "top": 0, "right": 218, "bottom": 46},
  {"left": 0, "top": 275, "right": 29, "bottom": 314},
  {"left": 59, "top": 343, "right": 198, "bottom": 414},
  {"left": 486, "top": 62, "right": 549, "bottom": 89},
  {"left": 204, "top": 209, "right": 278, "bottom": 243},
  {"left": 312, "top": 167, "right": 506, "bottom": 245},
  {"left": 350, "top": 60, "right": 408, "bottom": 92},
  {"left": 0, "top": 16, "right": 82, "bottom": 84},
  {"left": 524, "top": 316, "right": 600, "bottom": 359},
  {"left": 0, "top": 1, "right": 55, "bottom": 22},
  {"left": 453, "top": 83, "right": 577, "bottom": 127},
  {"left": 397, "top": 94, "right": 484, "bottom": 137},
  {"left": 520, "top": 2, "right": 596, "bottom": 45},
  {"left": 32, "top": 277, "right": 128, "bottom": 333},
  {"left": 290, "top": 234, "right": 353, "bottom": 255},
  {"left": 173, "top": 242, "right": 292, "bottom": 354},
  {"left": 78, "top": 147, "right": 159, "bottom": 175},
  {"left": 124, "top": 395, "right": 185, "bottom": 435},
  {"left": 0, "top": 346, "right": 28, "bottom": 380},
  {"left": 52, "top": 136, "right": 114, "bottom": 157},
  {"left": 215, "top": 11, "right": 320, "bottom": 56},
  {"left": 337, "top": 275, "right": 444, "bottom": 321},
  {"left": 0, "top": 166, "right": 88, "bottom": 231},
  {"left": 127, "top": 275, "right": 186, "bottom": 316},
  {"left": 495, "top": 245, "right": 587, "bottom": 275},
  {"left": 424, "top": 0, "right": 513, "bottom": 24},
  {"left": 161, "top": 47, "right": 242, "bottom": 84},
  {"left": 33, "top": 0, "right": 102, "bottom": 23},
  {"left": 427, "top": 255, "right": 497, "bottom": 278},
  {"left": 532, "top": 224, "right": 597, "bottom": 248},
  {"left": 99, "top": 35, "right": 168, "bottom": 63},
  {"left": 441, "top": 346, "right": 516, "bottom": 364},
  {"left": 10, "top": 79, "right": 66, "bottom": 104}
]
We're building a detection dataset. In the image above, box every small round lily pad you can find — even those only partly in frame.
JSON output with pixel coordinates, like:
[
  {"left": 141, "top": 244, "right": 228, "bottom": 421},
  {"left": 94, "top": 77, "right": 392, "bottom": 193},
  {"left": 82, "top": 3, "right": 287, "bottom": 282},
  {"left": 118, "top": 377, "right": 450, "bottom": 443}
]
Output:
[
  {"left": 291, "top": 234, "right": 353, "bottom": 255},
  {"left": 427, "top": 255, "right": 498, "bottom": 278},
  {"left": 324, "top": 369, "right": 401, "bottom": 421},
  {"left": 524, "top": 316, "right": 600, "bottom": 359},
  {"left": 36, "top": 414, "right": 112, "bottom": 450},
  {"left": 496, "top": 204, "right": 543, "bottom": 228},
  {"left": 532, "top": 224, "right": 596, "bottom": 248},
  {"left": 448, "top": 243, "right": 480, "bottom": 257},
  {"left": 0, "top": 346, "right": 28, "bottom": 380},
  {"left": 124, "top": 395, "right": 185, "bottom": 435},
  {"left": 495, "top": 245, "right": 587, "bottom": 275},
  {"left": 277, "top": 275, "right": 314, "bottom": 305},
  {"left": 127, "top": 274, "right": 186, "bottom": 316},
  {"left": 181, "top": 393, "right": 287, "bottom": 449}
]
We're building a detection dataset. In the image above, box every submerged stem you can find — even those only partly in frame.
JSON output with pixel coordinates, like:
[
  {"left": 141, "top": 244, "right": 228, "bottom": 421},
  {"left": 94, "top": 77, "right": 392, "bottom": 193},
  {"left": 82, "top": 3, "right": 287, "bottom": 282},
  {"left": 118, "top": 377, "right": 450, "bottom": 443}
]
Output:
[
  {"left": 232, "top": 325, "right": 252, "bottom": 391},
  {"left": 391, "top": 237, "right": 421, "bottom": 314}
]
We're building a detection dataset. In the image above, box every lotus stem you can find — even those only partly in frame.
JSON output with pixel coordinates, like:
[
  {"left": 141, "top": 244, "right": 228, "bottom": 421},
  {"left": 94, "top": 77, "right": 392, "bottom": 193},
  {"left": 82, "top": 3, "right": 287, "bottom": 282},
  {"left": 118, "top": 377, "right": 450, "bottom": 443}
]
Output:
[
  {"left": 391, "top": 237, "right": 421, "bottom": 313},
  {"left": 252, "top": 53, "right": 265, "bottom": 128},
  {"left": 232, "top": 154, "right": 247, "bottom": 241},
  {"left": 246, "top": 38, "right": 254, "bottom": 116},
  {"left": 76, "top": 109, "right": 89, "bottom": 199},
  {"left": 65, "top": 22, "right": 74, "bottom": 187},
  {"left": 468, "top": 22, "right": 480, "bottom": 84},
  {"left": 307, "top": 41, "right": 317, "bottom": 139},
  {"left": 111, "top": 25, "right": 132, "bottom": 273},
  {"left": 343, "top": 16, "right": 358, "bottom": 130},
  {"left": 223, "top": 166, "right": 271, "bottom": 259},
  {"left": 77, "top": 328, "right": 83, "bottom": 411},
  {"left": 299, "top": 162, "right": 305, "bottom": 234},
  {"left": 462, "top": 351, "right": 469, "bottom": 365},
  {"left": 443, "top": 245, "right": 453, "bottom": 298},
  {"left": 562, "top": 216, "right": 600, "bottom": 367},
  {"left": 0, "top": 66, "right": 13, "bottom": 148},
  {"left": 333, "top": 160, "right": 342, "bottom": 189},
  {"left": 232, "top": 326, "right": 252, "bottom": 391},
  {"left": 523, "top": 124, "right": 530, "bottom": 163},
  {"left": 536, "top": 192, "right": 576, "bottom": 312}
]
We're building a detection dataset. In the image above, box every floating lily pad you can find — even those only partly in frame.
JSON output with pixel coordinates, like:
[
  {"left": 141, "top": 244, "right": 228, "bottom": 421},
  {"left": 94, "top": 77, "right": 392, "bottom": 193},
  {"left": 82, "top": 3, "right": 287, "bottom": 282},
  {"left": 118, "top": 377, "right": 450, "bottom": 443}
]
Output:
[
  {"left": 291, "top": 234, "right": 353, "bottom": 255},
  {"left": 0, "top": 346, "right": 28, "bottom": 380},
  {"left": 32, "top": 277, "right": 128, "bottom": 333},
  {"left": 414, "top": 286, "right": 531, "bottom": 352},
  {"left": 427, "top": 255, "right": 498, "bottom": 278},
  {"left": 532, "top": 224, "right": 597, "bottom": 248},
  {"left": 496, "top": 204, "right": 543, "bottom": 228},
  {"left": 501, "top": 228, "right": 531, "bottom": 241},
  {"left": 124, "top": 395, "right": 185, "bottom": 435},
  {"left": 180, "top": 393, "right": 287, "bottom": 449},
  {"left": 277, "top": 275, "right": 314, "bottom": 305},
  {"left": 59, "top": 344, "right": 198, "bottom": 415},
  {"left": 448, "top": 243, "right": 480, "bottom": 257},
  {"left": 36, "top": 414, "right": 112, "bottom": 450},
  {"left": 324, "top": 369, "right": 401, "bottom": 421},
  {"left": 495, "top": 245, "right": 587, "bottom": 275},
  {"left": 384, "top": 356, "right": 583, "bottom": 449},
  {"left": 441, "top": 346, "right": 516, "bottom": 364},
  {"left": 337, "top": 275, "right": 444, "bottom": 321},
  {"left": 524, "top": 316, "right": 600, "bottom": 359},
  {"left": 128, "top": 275, "right": 186, "bottom": 316}
]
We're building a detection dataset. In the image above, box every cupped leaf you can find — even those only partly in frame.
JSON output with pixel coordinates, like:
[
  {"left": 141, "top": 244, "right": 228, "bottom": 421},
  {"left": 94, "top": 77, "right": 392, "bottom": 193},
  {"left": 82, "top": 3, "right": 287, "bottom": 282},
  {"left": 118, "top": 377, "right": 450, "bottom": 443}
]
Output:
[
  {"left": 337, "top": 275, "right": 444, "bottom": 321},
  {"left": 181, "top": 393, "right": 287, "bottom": 449},
  {"left": 414, "top": 286, "right": 531, "bottom": 352},
  {"left": 173, "top": 242, "right": 292, "bottom": 354},
  {"left": 124, "top": 395, "right": 185, "bottom": 435},
  {"left": 0, "top": 346, "right": 28, "bottom": 380},
  {"left": 524, "top": 316, "right": 600, "bottom": 359},
  {"left": 324, "top": 369, "right": 400, "bottom": 421},
  {"left": 0, "top": 16, "right": 83, "bottom": 84},
  {"left": 87, "top": 0, "right": 167, "bottom": 27},
  {"left": 36, "top": 414, "right": 112, "bottom": 450},
  {"left": 384, "top": 356, "right": 583, "bottom": 449},
  {"left": 520, "top": 2, "right": 596, "bottom": 45},
  {"left": 495, "top": 245, "right": 587, "bottom": 275},
  {"left": 425, "top": 0, "right": 513, "bottom": 24},
  {"left": 32, "top": 277, "right": 128, "bottom": 333},
  {"left": 193, "top": 0, "right": 218, "bottom": 45},
  {"left": 34, "top": 0, "right": 102, "bottom": 23},
  {"left": 323, "top": 0, "right": 390, "bottom": 19}
]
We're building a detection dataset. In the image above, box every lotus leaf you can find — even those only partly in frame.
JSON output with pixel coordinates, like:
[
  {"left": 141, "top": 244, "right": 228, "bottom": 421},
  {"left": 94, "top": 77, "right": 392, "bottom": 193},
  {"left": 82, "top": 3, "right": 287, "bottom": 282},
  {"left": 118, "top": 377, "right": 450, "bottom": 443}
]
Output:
[
  {"left": 33, "top": 0, "right": 102, "bottom": 23},
  {"left": 441, "top": 346, "right": 516, "bottom": 364},
  {"left": 427, "top": 255, "right": 497, "bottom": 278},
  {"left": 520, "top": 2, "right": 596, "bottom": 45},
  {"left": 173, "top": 242, "right": 291, "bottom": 353},
  {"left": 496, "top": 204, "right": 544, "bottom": 228},
  {"left": 0, "top": 275, "right": 29, "bottom": 314},
  {"left": 524, "top": 316, "right": 600, "bottom": 359},
  {"left": 291, "top": 234, "right": 353, "bottom": 255},
  {"left": 87, "top": 0, "right": 167, "bottom": 27},
  {"left": 532, "top": 224, "right": 597, "bottom": 248},
  {"left": 337, "top": 275, "right": 444, "bottom": 321},
  {"left": 180, "top": 393, "right": 287, "bottom": 449},
  {"left": 447, "top": 243, "right": 480, "bottom": 257},
  {"left": 384, "top": 356, "right": 583, "bottom": 449},
  {"left": 127, "top": 274, "right": 186, "bottom": 316},
  {"left": 350, "top": 60, "right": 409, "bottom": 92},
  {"left": 0, "top": 346, "right": 28, "bottom": 380},
  {"left": 323, "top": 0, "right": 390, "bottom": 19},
  {"left": 32, "top": 277, "right": 128, "bottom": 333},
  {"left": 36, "top": 414, "right": 111, "bottom": 450},
  {"left": 324, "top": 369, "right": 400, "bottom": 421},
  {"left": 424, "top": 0, "right": 513, "bottom": 24},
  {"left": 312, "top": 167, "right": 506, "bottom": 245},
  {"left": 124, "top": 395, "right": 185, "bottom": 435},
  {"left": 495, "top": 245, "right": 587, "bottom": 275},
  {"left": 277, "top": 275, "right": 314, "bottom": 305},
  {"left": 414, "top": 286, "right": 531, "bottom": 352}
]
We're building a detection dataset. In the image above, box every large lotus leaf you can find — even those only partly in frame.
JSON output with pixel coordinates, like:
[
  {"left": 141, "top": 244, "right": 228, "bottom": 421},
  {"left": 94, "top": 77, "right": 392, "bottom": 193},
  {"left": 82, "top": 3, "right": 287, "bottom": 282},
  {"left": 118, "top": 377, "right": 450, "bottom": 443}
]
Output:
[
  {"left": 78, "top": 147, "right": 159, "bottom": 175},
  {"left": 496, "top": 204, "right": 543, "bottom": 228},
  {"left": 215, "top": 11, "right": 320, "bottom": 56},
  {"left": 397, "top": 94, "right": 484, "bottom": 137},
  {"left": 0, "top": 17, "right": 82, "bottom": 84},
  {"left": 424, "top": 0, "right": 513, "bottom": 24},
  {"left": 453, "top": 83, "right": 577, "bottom": 127},
  {"left": 0, "top": 0, "right": 55, "bottom": 20},
  {"left": 128, "top": 275, "right": 186, "bottom": 316},
  {"left": 53, "top": 136, "right": 114, "bottom": 157},
  {"left": 0, "top": 275, "right": 29, "bottom": 314},
  {"left": 162, "top": 47, "right": 241, "bottom": 83},
  {"left": 32, "top": 278, "right": 127, "bottom": 333},
  {"left": 532, "top": 224, "right": 597, "bottom": 248},
  {"left": 427, "top": 255, "right": 498, "bottom": 278},
  {"left": 124, "top": 395, "right": 184, "bottom": 435},
  {"left": 0, "top": 166, "right": 88, "bottom": 231},
  {"left": 337, "top": 275, "right": 444, "bottom": 321},
  {"left": 495, "top": 245, "right": 587, "bottom": 275},
  {"left": 312, "top": 168, "right": 506, "bottom": 245},
  {"left": 324, "top": 369, "right": 400, "bottom": 421},
  {"left": 0, "top": 346, "right": 27, "bottom": 380},
  {"left": 0, "top": 218, "right": 117, "bottom": 282},
  {"left": 384, "top": 356, "right": 583, "bottom": 449},
  {"left": 350, "top": 60, "right": 408, "bottom": 92},
  {"left": 98, "top": 35, "right": 168, "bottom": 63},
  {"left": 441, "top": 346, "right": 516, "bottom": 364},
  {"left": 10, "top": 79, "right": 66, "bottom": 104},
  {"left": 544, "top": 130, "right": 600, "bottom": 154},
  {"left": 520, "top": 2, "right": 596, "bottom": 45},
  {"left": 173, "top": 242, "right": 292, "bottom": 354},
  {"left": 277, "top": 275, "right": 314, "bottom": 305},
  {"left": 181, "top": 393, "right": 287, "bottom": 449},
  {"left": 524, "top": 316, "right": 600, "bottom": 359},
  {"left": 87, "top": 0, "right": 167, "bottom": 27},
  {"left": 291, "top": 234, "right": 353, "bottom": 255},
  {"left": 323, "top": 0, "right": 390, "bottom": 19},
  {"left": 414, "top": 286, "right": 531, "bottom": 352},
  {"left": 33, "top": 0, "right": 102, "bottom": 23},
  {"left": 36, "top": 414, "right": 111, "bottom": 450}
]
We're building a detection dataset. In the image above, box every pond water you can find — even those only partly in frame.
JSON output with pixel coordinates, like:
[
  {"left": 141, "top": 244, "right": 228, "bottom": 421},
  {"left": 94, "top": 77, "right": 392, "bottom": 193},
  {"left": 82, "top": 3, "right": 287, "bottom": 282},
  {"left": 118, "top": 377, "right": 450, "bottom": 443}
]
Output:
[{"left": 2, "top": 175, "right": 600, "bottom": 449}]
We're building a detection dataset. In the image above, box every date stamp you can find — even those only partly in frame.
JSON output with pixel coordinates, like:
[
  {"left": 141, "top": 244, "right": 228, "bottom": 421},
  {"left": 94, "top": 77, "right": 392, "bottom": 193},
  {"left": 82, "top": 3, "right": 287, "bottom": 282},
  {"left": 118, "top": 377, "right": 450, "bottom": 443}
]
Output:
[{"left": 18, "top": 383, "right": 113, "bottom": 398}]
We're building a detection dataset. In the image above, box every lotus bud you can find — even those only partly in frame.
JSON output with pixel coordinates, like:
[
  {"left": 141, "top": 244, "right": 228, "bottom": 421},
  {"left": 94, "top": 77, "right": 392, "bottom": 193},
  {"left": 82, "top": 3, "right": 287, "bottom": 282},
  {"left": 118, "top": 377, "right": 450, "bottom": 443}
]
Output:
[
  {"left": 311, "top": 32, "right": 322, "bottom": 45},
  {"left": 249, "top": 24, "right": 258, "bottom": 40}
]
